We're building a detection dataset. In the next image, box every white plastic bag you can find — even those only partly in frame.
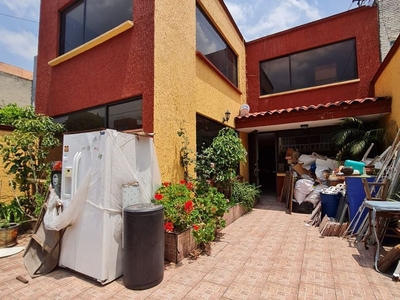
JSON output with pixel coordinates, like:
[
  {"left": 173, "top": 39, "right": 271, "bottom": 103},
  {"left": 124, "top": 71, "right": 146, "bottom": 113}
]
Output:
[{"left": 293, "top": 179, "right": 314, "bottom": 205}]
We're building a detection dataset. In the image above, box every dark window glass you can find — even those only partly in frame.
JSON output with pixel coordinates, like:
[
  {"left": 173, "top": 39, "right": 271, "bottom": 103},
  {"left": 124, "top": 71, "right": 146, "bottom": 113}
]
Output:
[
  {"left": 260, "top": 57, "right": 290, "bottom": 94},
  {"left": 260, "top": 39, "right": 357, "bottom": 95},
  {"left": 108, "top": 99, "right": 142, "bottom": 131},
  {"left": 63, "top": 107, "right": 106, "bottom": 132},
  {"left": 196, "top": 6, "right": 238, "bottom": 86},
  {"left": 85, "top": 0, "right": 133, "bottom": 41},
  {"left": 54, "top": 98, "right": 142, "bottom": 132},
  {"left": 61, "top": 1, "right": 84, "bottom": 53},
  {"left": 60, "top": 0, "right": 133, "bottom": 54}
]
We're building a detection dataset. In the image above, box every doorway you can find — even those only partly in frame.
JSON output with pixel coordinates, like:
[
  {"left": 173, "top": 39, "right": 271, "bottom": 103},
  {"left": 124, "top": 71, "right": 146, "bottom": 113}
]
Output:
[{"left": 258, "top": 133, "right": 276, "bottom": 195}]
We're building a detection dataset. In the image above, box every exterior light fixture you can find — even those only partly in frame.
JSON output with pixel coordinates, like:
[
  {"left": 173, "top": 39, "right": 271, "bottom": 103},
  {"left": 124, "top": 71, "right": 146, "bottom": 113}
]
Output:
[
  {"left": 222, "top": 110, "right": 231, "bottom": 123},
  {"left": 300, "top": 124, "right": 308, "bottom": 129}
]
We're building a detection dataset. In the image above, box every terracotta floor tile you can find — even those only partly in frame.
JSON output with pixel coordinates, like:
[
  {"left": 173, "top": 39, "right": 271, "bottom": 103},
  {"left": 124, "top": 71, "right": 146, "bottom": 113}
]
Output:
[
  {"left": 300, "top": 269, "right": 335, "bottom": 288},
  {"left": 297, "top": 282, "right": 336, "bottom": 300},
  {"left": 184, "top": 281, "right": 227, "bottom": 300},
  {"left": 223, "top": 281, "right": 264, "bottom": 299},
  {"left": 260, "top": 281, "right": 299, "bottom": 300},
  {"left": 2, "top": 195, "right": 399, "bottom": 300}
]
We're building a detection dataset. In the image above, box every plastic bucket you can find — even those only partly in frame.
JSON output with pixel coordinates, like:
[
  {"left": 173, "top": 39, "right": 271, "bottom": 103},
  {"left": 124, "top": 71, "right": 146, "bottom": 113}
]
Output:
[{"left": 320, "top": 193, "right": 340, "bottom": 218}]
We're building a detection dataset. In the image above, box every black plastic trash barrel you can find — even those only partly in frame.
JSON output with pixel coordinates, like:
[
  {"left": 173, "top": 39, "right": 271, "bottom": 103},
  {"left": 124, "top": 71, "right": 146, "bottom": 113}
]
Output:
[{"left": 123, "top": 203, "right": 164, "bottom": 290}]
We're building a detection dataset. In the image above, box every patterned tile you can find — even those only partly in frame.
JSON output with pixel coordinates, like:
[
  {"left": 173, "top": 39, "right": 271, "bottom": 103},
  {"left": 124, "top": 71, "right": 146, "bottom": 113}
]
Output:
[
  {"left": 261, "top": 281, "right": 299, "bottom": 300},
  {"left": 297, "top": 282, "right": 336, "bottom": 300}
]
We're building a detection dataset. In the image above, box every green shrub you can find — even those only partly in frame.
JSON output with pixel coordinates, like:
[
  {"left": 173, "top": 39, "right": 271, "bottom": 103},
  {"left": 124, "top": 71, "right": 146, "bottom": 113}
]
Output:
[{"left": 230, "top": 181, "right": 261, "bottom": 212}]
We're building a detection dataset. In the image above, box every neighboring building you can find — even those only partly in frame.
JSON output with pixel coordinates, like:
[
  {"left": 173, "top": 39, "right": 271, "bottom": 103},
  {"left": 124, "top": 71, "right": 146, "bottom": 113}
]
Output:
[
  {"left": 35, "top": 1, "right": 391, "bottom": 194},
  {"left": 376, "top": 0, "right": 400, "bottom": 60},
  {"left": 0, "top": 62, "right": 33, "bottom": 203},
  {"left": 0, "top": 62, "right": 33, "bottom": 107}
]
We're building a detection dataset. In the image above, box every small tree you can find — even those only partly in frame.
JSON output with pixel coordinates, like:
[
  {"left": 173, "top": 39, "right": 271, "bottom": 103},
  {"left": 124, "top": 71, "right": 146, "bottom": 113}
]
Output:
[
  {"left": 0, "top": 104, "right": 64, "bottom": 220},
  {"left": 196, "top": 128, "right": 247, "bottom": 198}
]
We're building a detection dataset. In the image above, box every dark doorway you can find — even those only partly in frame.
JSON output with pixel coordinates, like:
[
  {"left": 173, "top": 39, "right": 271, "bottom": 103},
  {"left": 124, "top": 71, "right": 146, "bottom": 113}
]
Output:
[{"left": 258, "top": 133, "right": 276, "bottom": 195}]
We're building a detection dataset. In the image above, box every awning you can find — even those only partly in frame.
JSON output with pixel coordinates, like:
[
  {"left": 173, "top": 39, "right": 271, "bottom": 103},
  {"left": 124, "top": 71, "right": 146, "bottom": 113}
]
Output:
[{"left": 235, "top": 97, "right": 392, "bottom": 133}]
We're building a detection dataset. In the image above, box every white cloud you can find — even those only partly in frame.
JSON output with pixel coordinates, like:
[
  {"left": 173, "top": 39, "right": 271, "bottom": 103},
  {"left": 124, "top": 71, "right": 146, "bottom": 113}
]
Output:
[
  {"left": 224, "top": 1, "right": 253, "bottom": 25},
  {"left": 0, "top": 0, "right": 40, "bottom": 21},
  {"left": 0, "top": 28, "right": 37, "bottom": 60},
  {"left": 225, "top": 0, "right": 323, "bottom": 41}
]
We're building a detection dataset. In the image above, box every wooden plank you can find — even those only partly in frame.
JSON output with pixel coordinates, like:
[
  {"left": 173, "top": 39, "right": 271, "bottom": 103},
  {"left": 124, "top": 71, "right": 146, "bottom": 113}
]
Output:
[{"left": 378, "top": 244, "right": 400, "bottom": 272}]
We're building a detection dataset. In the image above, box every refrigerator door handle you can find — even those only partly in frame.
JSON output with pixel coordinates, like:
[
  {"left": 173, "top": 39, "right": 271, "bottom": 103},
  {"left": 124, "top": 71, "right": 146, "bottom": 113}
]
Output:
[{"left": 71, "top": 151, "right": 82, "bottom": 196}]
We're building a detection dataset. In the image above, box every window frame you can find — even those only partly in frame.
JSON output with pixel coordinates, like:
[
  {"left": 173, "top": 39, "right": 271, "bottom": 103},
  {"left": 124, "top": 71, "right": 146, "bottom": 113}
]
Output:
[
  {"left": 196, "top": 5, "right": 238, "bottom": 87},
  {"left": 259, "top": 38, "right": 358, "bottom": 95},
  {"left": 59, "top": 0, "right": 133, "bottom": 55},
  {"left": 53, "top": 97, "right": 143, "bottom": 132}
]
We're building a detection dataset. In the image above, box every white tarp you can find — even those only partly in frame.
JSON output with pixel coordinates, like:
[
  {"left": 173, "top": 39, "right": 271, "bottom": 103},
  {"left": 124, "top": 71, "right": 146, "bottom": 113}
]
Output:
[{"left": 44, "top": 129, "right": 162, "bottom": 231}]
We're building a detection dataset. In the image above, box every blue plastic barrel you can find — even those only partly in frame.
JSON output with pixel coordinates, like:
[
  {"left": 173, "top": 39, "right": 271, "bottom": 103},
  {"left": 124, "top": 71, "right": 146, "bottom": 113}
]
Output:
[
  {"left": 345, "top": 176, "right": 376, "bottom": 222},
  {"left": 320, "top": 193, "right": 340, "bottom": 218}
]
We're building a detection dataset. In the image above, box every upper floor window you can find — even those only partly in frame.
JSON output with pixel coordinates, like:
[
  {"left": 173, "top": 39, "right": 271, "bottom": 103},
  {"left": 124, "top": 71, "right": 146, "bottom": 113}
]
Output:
[
  {"left": 60, "top": 0, "right": 133, "bottom": 54},
  {"left": 260, "top": 39, "right": 357, "bottom": 95},
  {"left": 196, "top": 5, "right": 238, "bottom": 87}
]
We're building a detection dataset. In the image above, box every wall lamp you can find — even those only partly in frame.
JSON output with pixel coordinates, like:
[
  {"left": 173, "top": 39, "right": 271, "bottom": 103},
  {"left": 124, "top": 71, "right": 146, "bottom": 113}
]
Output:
[{"left": 222, "top": 110, "right": 231, "bottom": 123}]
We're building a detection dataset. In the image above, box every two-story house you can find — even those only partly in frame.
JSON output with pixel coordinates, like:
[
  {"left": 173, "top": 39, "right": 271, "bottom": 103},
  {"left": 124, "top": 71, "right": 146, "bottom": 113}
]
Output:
[{"left": 35, "top": 1, "right": 391, "bottom": 195}]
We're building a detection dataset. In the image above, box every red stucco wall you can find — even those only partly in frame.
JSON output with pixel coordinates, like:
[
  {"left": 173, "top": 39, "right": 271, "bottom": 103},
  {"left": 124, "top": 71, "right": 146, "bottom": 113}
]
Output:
[
  {"left": 35, "top": 0, "right": 155, "bottom": 132},
  {"left": 245, "top": 6, "right": 380, "bottom": 113}
]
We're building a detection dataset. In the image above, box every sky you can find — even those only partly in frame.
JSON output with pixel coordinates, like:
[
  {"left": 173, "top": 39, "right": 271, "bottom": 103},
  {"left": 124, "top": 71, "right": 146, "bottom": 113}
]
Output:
[{"left": 0, "top": 0, "right": 361, "bottom": 73}]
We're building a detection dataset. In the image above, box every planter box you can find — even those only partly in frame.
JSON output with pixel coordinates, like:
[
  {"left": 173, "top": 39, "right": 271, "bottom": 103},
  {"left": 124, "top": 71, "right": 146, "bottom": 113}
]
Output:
[
  {"left": 164, "top": 204, "right": 249, "bottom": 263},
  {"left": 164, "top": 228, "right": 196, "bottom": 264},
  {"left": 224, "top": 204, "right": 246, "bottom": 226}
]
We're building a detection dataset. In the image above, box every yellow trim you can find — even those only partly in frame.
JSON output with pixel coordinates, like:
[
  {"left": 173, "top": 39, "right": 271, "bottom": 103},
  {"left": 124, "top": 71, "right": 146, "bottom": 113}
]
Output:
[
  {"left": 48, "top": 20, "right": 134, "bottom": 67},
  {"left": 260, "top": 78, "right": 361, "bottom": 99}
]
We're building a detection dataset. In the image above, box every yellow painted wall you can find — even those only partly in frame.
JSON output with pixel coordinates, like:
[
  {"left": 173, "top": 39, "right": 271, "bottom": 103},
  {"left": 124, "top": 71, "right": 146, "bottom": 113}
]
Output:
[
  {"left": 0, "top": 127, "right": 16, "bottom": 203},
  {"left": 154, "top": 0, "right": 248, "bottom": 183},
  {"left": 374, "top": 44, "right": 400, "bottom": 143}
]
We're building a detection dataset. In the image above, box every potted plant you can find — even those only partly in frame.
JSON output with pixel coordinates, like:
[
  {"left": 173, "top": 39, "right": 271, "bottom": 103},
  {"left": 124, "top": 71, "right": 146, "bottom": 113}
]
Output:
[{"left": 0, "top": 200, "right": 25, "bottom": 248}]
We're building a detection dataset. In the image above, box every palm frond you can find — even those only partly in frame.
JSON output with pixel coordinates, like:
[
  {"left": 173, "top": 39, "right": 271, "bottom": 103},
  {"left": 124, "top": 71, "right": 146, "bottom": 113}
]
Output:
[{"left": 332, "top": 128, "right": 365, "bottom": 146}]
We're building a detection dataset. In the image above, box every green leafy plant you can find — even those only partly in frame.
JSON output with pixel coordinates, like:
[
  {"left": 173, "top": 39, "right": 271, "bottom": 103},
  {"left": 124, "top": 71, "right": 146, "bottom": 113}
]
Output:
[
  {"left": 332, "top": 117, "right": 386, "bottom": 161},
  {"left": 190, "top": 186, "right": 228, "bottom": 251},
  {"left": 230, "top": 180, "right": 261, "bottom": 212},
  {"left": 195, "top": 128, "right": 247, "bottom": 198},
  {"left": 153, "top": 180, "right": 196, "bottom": 233},
  {"left": 177, "top": 128, "right": 195, "bottom": 182},
  {"left": 152, "top": 179, "right": 228, "bottom": 252},
  {"left": 0, "top": 104, "right": 64, "bottom": 225},
  {"left": 0, "top": 199, "right": 26, "bottom": 228}
]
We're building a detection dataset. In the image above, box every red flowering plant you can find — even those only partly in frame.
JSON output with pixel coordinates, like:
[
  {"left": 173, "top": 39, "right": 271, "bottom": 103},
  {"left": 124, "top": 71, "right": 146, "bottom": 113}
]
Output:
[
  {"left": 153, "top": 180, "right": 228, "bottom": 253},
  {"left": 153, "top": 180, "right": 196, "bottom": 233}
]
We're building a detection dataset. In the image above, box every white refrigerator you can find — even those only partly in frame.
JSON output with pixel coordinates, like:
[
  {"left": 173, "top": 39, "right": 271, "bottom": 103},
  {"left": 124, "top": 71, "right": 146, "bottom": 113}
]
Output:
[{"left": 55, "top": 129, "right": 161, "bottom": 284}]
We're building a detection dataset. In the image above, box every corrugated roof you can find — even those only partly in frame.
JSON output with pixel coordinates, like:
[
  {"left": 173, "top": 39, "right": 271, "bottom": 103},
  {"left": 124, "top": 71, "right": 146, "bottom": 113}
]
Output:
[{"left": 236, "top": 97, "right": 387, "bottom": 119}]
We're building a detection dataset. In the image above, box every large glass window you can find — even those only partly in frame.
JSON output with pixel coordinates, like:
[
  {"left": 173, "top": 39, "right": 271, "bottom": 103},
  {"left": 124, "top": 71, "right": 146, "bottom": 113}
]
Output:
[
  {"left": 196, "top": 5, "right": 238, "bottom": 86},
  {"left": 60, "top": 0, "right": 133, "bottom": 54},
  {"left": 260, "top": 39, "right": 357, "bottom": 95},
  {"left": 54, "top": 98, "right": 142, "bottom": 132}
]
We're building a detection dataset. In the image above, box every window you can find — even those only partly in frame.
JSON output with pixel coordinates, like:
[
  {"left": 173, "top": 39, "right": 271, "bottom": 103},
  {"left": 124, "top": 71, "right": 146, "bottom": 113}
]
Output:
[
  {"left": 196, "top": 5, "right": 238, "bottom": 86},
  {"left": 260, "top": 39, "right": 357, "bottom": 95},
  {"left": 54, "top": 98, "right": 142, "bottom": 132},
  {"left": 60, "top": 0, "right": 133, "bottom": 54}
]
